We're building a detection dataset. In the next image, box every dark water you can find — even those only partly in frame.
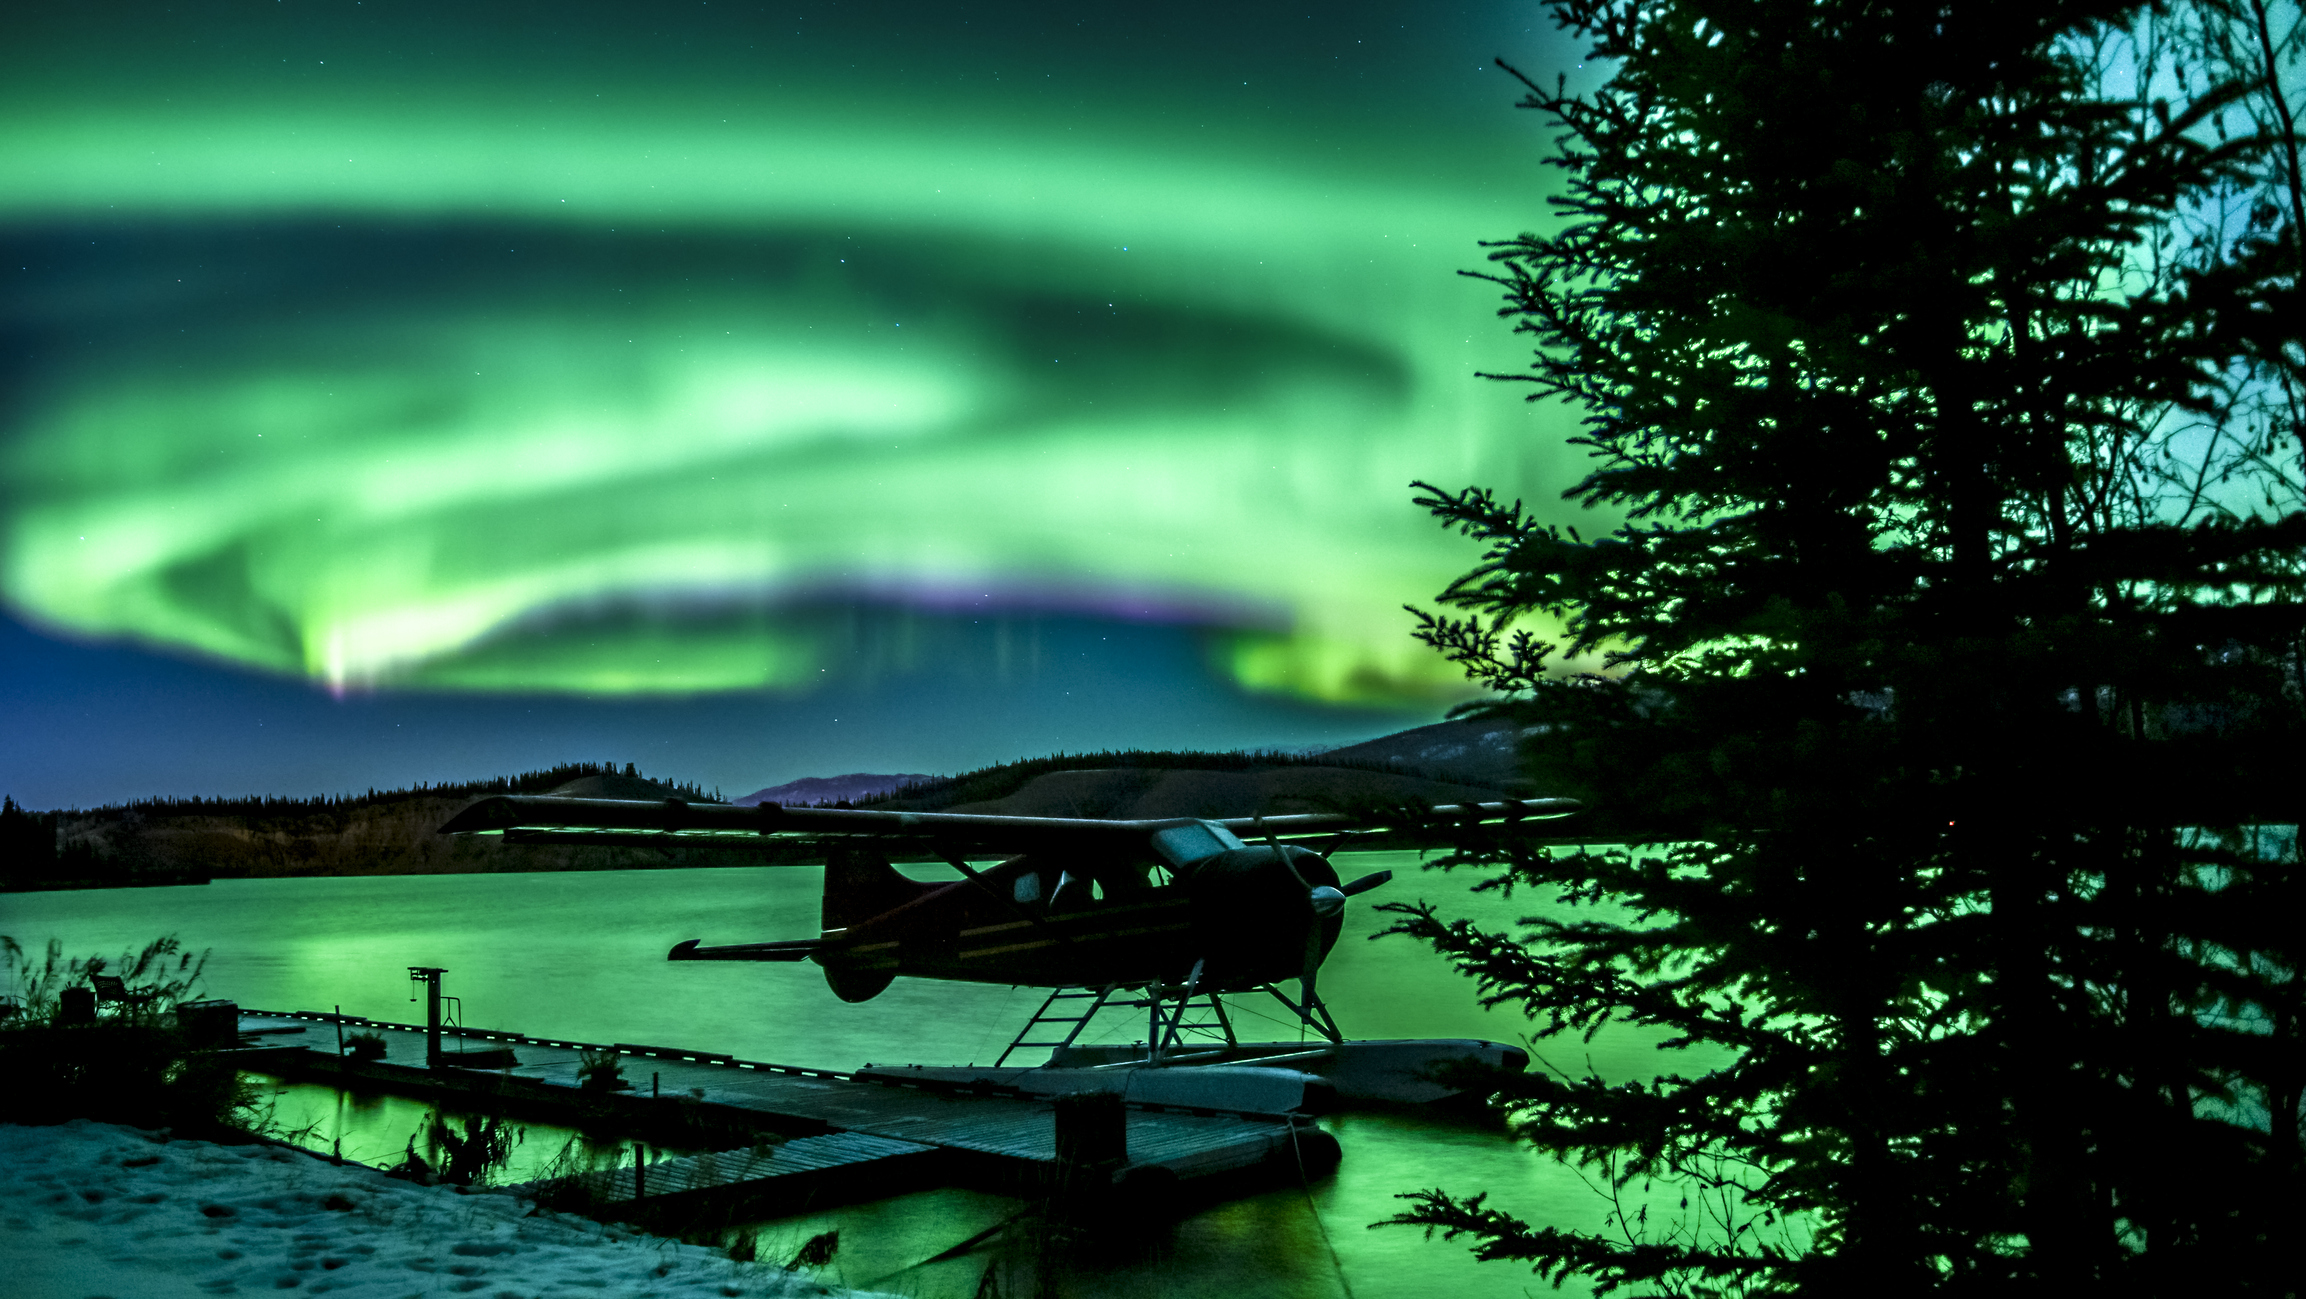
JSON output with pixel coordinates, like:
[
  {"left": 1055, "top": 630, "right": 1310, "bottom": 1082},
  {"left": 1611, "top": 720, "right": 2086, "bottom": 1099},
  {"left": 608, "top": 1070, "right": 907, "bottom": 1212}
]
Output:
[{"left": 2, "top": 851, "right": 1717, "bottom": 1297}]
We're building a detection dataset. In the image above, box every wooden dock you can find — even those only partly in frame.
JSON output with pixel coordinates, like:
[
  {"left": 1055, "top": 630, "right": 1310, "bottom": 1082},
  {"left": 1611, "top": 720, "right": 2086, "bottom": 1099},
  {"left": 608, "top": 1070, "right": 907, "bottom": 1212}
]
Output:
[
  {"left": 236, "top": 1009, "right": 1338, "bottom": 1222},
  {"left": 551, "top": 1131, "right": 950, "bottom": 1222}
]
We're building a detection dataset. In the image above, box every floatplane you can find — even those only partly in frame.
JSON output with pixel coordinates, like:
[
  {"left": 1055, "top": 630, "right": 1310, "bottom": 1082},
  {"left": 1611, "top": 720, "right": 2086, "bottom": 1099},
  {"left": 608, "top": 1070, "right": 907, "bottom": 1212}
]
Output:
[{"left": 441, "top": 794, "right": 1582, "bottom": 1110}]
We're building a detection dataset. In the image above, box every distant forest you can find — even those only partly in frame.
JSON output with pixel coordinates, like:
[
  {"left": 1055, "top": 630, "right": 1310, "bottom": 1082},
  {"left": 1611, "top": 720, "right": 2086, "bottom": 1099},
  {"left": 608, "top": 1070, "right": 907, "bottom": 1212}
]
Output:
[
  {"left": 26, "top": 761, "right": 718, "bottom": 821},
  {"left": 0, "top": 762, "right": 725, "bottom": 891},
  {"left": 0, "top": 747, "right": 1474, "bottom": 891}
]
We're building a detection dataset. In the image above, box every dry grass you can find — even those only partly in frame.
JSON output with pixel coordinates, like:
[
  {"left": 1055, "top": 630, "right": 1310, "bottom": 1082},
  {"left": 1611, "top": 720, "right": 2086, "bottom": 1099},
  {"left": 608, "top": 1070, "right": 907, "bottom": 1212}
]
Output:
[{"left": 0, "top": 935, "right": 262, "bottom": 1136}]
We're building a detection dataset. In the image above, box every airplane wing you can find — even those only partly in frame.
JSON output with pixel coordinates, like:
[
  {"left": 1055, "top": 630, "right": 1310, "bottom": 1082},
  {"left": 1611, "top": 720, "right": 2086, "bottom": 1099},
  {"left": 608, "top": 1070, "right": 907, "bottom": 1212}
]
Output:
[
  {"left": 666, "top": 938, "right": 821, "bottom": 961},
  {"left": 436, "top": 794, "right": 1584, "bottom": 852}
]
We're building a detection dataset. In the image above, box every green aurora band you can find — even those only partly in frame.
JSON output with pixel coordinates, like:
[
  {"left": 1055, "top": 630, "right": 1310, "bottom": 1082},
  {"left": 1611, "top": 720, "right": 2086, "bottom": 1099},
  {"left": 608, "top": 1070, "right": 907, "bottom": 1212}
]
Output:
[{"left": 0, "top": 31, "right": 1585, "bottom": 707}]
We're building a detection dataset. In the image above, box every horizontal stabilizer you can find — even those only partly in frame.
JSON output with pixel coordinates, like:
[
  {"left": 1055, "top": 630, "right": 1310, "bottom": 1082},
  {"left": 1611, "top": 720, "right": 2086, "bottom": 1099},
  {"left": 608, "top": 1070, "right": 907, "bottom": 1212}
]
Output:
[{"left": 667, "top": 937, "right": 822, "bottom": 962}]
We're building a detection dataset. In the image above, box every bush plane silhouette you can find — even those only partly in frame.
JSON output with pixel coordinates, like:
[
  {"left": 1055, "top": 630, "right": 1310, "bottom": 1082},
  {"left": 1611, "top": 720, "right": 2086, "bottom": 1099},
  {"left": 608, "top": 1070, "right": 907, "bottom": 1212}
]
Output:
[{"left": 439, "top": 794, "right": 1578, "bottom": 1057}]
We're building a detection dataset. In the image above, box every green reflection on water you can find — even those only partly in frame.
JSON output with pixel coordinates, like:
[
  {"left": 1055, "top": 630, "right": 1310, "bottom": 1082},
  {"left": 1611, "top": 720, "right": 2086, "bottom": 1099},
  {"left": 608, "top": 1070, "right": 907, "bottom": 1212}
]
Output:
[
  {"left": 247, "top": 1070, "right": 681, "bottom": 1189},
  {"left": 2, "top": 851, "right": 1721, "bottom": 1297}
]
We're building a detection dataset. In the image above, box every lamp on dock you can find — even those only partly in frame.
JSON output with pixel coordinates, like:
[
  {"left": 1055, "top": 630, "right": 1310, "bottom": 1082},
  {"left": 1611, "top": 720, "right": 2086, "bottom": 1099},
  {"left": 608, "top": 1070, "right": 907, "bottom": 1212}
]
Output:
[
  {"left": 405, "top": 966, "right": 519, "bottom": 1071},
  {"left": 407, "top": 966, "right": 448, "bottom": 1067}
]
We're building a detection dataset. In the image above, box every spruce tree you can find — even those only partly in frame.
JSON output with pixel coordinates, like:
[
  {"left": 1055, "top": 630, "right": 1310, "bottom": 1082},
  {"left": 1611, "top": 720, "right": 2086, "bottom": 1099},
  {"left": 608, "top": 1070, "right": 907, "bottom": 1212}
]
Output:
[{"left": 1384, "top": 0, "right": 2304, "bottom": 1291}]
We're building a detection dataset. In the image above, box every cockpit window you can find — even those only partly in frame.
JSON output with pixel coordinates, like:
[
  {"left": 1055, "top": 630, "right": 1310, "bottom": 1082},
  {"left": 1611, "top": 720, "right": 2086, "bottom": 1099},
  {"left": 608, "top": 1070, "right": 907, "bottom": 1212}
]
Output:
[{"left": 1150, "top": 819, "right": 1247, "bottom": 870}]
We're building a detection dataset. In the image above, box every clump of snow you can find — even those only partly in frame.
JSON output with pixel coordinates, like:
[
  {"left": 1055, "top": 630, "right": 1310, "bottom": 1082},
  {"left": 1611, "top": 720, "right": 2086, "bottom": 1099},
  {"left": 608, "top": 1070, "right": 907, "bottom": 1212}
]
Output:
[{"left": 0, "top": 1121, "right": 874, "bottom": 1298}]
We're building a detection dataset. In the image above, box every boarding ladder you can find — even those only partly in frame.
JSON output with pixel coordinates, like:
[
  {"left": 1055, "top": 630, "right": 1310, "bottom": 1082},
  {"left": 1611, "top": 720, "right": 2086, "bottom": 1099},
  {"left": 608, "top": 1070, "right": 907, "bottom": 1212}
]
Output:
[{"left": 994, "top": 985, "right": 1122, "bottom": 1067}]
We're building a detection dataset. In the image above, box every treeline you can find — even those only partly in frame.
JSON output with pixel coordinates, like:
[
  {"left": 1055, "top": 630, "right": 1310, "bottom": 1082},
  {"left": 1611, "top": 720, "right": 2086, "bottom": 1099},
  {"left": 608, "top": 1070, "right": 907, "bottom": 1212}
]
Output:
[
  {"left": 50, "top": 761, "right": 717, "bottom": 822},
  {"left": 0, "top": 763, "right": 733, "bottom": 891},
  {"left": 0, "top": 748, "right": 1489, "bottom": 889},
  {"left": 860, "top": 747, "right": 1422, "bottom": 813},
  {"left": 0, "top": 797, "right": 141, "bottom": 891}
]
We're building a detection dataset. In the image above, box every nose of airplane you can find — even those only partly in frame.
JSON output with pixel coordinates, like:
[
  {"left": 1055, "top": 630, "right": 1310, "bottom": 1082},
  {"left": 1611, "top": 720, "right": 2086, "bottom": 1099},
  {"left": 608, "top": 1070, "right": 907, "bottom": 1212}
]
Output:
[{"left": 1184, "top": 844, "right": 1345, "bottom": 986}]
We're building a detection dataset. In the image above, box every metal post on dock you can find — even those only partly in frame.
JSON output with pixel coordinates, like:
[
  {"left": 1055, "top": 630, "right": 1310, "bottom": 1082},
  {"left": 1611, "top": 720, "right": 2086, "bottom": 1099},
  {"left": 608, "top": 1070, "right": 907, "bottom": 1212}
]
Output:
[
  {"left": 407, "top": 967, "right": 447, "bottom": 1067},
  {"left": 1054, "top": 1090, "right": 1127, "bottom": 1168},
  {"left": 1052, "top": 1089, "right": 1127, "bottom": 1212},
  {"left": 333, "top": 1004, "right": 345, "bottom": 1057}
]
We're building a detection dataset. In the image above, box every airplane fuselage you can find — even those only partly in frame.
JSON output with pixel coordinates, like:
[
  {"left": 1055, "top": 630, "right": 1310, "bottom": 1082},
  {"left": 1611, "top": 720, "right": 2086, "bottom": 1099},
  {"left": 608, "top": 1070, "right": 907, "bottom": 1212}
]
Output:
[{"left": 805, "top": 844, "right": 1344, "bottom": 1001}]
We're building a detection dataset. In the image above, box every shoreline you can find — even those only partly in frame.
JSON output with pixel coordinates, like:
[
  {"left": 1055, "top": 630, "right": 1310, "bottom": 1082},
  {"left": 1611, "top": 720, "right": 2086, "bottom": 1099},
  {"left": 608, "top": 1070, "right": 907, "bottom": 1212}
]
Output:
[{"left": 0, "top": 1120, "right": 880, "bottom": 1298}]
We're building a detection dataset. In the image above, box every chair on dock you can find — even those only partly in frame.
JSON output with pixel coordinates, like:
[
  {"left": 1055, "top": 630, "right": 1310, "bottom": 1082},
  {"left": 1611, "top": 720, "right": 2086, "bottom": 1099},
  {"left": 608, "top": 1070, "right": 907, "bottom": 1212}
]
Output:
[{"left": 88, "top": 974, "right": 159, "bottom": 1015}]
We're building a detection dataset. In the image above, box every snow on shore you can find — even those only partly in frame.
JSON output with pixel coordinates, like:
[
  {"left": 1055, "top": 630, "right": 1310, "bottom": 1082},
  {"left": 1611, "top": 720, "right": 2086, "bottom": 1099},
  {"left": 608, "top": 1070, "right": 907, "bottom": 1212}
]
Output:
[{"left": 0, "top": 1121, "right": 871, "bottom": 1298}]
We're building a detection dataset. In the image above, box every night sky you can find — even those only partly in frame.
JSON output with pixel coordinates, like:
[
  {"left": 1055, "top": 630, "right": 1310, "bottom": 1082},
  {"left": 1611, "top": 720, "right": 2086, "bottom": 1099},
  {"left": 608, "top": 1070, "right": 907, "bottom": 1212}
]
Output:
[{"left": 0, "top": 2, "right": 1591, "bottom": 808}]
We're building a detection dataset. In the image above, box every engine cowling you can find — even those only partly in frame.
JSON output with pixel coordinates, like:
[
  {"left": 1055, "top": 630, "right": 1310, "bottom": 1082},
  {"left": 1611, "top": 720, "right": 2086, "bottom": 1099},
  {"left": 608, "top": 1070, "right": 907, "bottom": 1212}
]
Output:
[{"left": 1184, "top": 844, "right": 1343, "bottom": 988}]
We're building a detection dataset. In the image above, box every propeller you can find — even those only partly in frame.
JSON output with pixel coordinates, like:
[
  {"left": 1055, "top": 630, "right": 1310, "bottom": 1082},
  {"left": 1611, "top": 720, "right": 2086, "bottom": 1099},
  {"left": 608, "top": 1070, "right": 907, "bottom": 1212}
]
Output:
[{"left": 1252, "top": 823, "right": 1394, "bottom": 1023}]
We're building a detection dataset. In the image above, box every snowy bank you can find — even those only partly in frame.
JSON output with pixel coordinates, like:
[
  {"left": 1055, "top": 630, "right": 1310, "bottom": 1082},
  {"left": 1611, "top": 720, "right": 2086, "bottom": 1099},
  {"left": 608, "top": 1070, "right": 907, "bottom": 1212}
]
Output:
[{"left": 0, "top": 1121, "right": 877, "bottom": 1298}]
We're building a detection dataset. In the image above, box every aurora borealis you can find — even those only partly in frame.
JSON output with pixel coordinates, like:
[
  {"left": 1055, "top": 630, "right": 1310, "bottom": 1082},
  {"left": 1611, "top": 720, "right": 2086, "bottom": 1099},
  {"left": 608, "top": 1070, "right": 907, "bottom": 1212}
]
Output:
[{"left": 0, "top": 1, "right": 1584, "bottom": 804}]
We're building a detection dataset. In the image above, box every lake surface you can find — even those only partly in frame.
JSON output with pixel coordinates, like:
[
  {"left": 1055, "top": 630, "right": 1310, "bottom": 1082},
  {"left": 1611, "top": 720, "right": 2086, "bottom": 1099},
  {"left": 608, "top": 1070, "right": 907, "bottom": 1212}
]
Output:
[{"left": 3, "top": 851, "right": 1715, "bottom": 1298}]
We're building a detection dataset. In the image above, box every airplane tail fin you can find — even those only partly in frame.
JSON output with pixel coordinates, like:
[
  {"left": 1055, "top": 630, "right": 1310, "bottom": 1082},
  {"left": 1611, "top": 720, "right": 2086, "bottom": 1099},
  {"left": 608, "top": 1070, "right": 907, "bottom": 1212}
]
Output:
[{"left": 821, "top": 844, "right": 941, "bottom": 932}]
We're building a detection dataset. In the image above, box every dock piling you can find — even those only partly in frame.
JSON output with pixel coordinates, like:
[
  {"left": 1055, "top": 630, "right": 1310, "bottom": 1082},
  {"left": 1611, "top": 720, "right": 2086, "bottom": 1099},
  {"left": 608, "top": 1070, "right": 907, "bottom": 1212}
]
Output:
[
  {"left": 1051, "top": 1090, "right": 1127, "bottom": 1214},
  {"left": 1053, "top": 1090, "right": 1127, "bottom": 1169}
]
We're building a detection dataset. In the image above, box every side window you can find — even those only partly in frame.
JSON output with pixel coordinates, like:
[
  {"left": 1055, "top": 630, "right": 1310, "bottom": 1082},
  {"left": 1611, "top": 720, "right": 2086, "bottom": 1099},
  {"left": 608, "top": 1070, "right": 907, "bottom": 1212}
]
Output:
[{"left": 1012, "top": 872, "right": 1043, "bottom": 905}]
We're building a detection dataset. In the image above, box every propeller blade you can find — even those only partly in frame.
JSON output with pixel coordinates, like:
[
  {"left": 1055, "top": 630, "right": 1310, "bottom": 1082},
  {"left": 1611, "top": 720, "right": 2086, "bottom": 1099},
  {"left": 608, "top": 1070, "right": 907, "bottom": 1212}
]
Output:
[
  {"left": 1301, "top": 923, "right": 1322, "bottom": 1009},
  {"left": 1255, "top": 818, "right": 1313, "bottom": 892},
  {"left": 1339, "top": 869, "right": 1393, "bottom": 897},
  {"left": 1258, "top": 817, "right": 1329, "bottom": 1009}
]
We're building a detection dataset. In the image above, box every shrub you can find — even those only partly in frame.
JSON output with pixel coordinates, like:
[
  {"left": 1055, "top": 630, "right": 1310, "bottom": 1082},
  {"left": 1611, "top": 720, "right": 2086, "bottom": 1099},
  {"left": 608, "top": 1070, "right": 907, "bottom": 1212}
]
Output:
[
  {"left": 526, "top": 1133, "right": 632, "bottom": 1213},
  {"left": 576, "top": 1046, "right": 628, "bottom": 1091},
  {"left": 1, "top": 934, "right": 207, "bottom": 1027},
  {"left": 786, "top": 1231, "right": 839, "bottom": 1270},
  {"left": 0, "top": 934, "right": 255, "bottom": 1135},
  {"left": 422, "top": 1109, "right": 522, "bottom": 1186},
  {"left": 343, "top": 1031, "right": 387, "bottom": 1062}
]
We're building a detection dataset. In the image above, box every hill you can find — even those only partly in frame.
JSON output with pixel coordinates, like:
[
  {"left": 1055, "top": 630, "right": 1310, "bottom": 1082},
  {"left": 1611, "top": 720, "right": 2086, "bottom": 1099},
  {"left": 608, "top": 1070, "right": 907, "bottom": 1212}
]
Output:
[
  {"left": 1318, "top": 717, "right": 1537, "bottom": 790},
  {"left": 0, "top": 722, "right": 1543, "bottom": 889},
  {"left": 733, "top": 773, "right": 935, "bottom": 807},
  {"left": 859, "top": 729, "right": 1534, "bottom": 820},
  {"left": 932, "top": 764, "right": 1510, "bottom": 819},
  {"left": 0, "top": 763, "right": 746, "bottom": 891},
  {"left": 541, "top": 772, "right": 721, "bottom": 802}
]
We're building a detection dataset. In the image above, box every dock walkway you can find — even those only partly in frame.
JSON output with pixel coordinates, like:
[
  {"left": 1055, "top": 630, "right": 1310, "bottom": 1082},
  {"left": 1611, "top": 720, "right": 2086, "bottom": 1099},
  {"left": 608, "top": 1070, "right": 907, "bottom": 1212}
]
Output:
[{"left": 237, "top": 1009, "right": 1335, "bottom": 1221}]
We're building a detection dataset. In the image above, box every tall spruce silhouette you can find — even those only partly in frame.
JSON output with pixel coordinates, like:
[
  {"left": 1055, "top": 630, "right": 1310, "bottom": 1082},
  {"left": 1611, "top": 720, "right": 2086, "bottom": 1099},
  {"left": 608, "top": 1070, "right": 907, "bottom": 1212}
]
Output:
[{"left": 1382, "top": 0, "right": 2305, "bottom": 1291}]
